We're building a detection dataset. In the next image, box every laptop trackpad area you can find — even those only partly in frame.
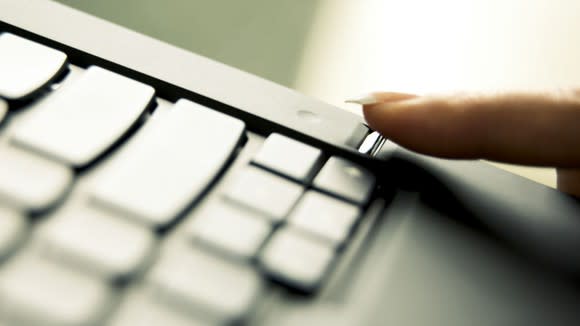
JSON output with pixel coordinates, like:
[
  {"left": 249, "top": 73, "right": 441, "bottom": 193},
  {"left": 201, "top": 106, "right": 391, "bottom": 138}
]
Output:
[{"left": 347, "top": 192, "right": 580, "bottom": 326}]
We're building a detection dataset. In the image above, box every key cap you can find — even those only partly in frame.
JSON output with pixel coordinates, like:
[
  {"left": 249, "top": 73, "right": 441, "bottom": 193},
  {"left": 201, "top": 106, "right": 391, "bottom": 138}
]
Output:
[
  {"left": 0, "top": 99, "right": 6, "bottom": 125},
  {"left": 313, "top": 156, "right": 375, "bottom": 205},
  {"left": 253, "top": 133, "right": 322, "bottom": 182},
  {"left": 109, "top": 288, "right": 209, "bottom": 326},
  {"left": 224, "top": 166, "right": 303, "bottom": 222},
  {"left": 93, "top": 99, "right": 245, "bottom": 228},
  {"left": 188, "top": 201, "right": 272, "bottom": 260},
  {"left": 0, "top": 145, "right": 73, "bottom": 212},
  {"left": 0, "top": 207, "right": 26, "bottom": 260},
  {"left": 259, "top": 227, "right": 335, "bottom": 293},
  {"left": 36, "top": 206, "right": 155, "bottom": 280},
  {"left": 288, "top": 191, "right": 360, "bottom": 246},
  {"left": 12, "top": 66, "right": 154, "bottom": 167},
  {"left": 0, "top": 33, "right": 67, "bottom": 100},
  {"left": 147, "top": 243, "right": 263, "bottom": 324},
  {"left": 0, "top": 253, "right": 112, "bottom": 326}
]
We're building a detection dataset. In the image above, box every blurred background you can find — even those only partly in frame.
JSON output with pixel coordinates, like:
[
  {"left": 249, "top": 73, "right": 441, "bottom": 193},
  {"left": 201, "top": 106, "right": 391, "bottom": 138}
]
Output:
[{"left": 55, "top": 0, "right": 580, "bottom": 188}]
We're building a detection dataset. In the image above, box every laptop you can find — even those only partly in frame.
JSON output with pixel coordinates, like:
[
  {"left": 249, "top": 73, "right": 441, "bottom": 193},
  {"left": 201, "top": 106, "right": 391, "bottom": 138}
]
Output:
[{"left": 1, "top": 1, "right": 580, "bottom": 325}]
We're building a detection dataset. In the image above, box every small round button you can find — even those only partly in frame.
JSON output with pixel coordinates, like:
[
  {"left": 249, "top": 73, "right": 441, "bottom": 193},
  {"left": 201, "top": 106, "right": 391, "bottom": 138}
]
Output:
[{"left": 296, "top": 110, "right": 321, "bottom": 124}]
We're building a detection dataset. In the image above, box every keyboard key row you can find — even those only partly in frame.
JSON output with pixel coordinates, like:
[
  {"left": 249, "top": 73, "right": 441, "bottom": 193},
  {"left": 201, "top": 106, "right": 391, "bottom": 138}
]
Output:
[
  {"left": 0, "top": 33, "right": 67, "bottom": 101},
  {"left": 92, "top": 99, "right": 246, "bottom": 228},
  {"left": 251, "top": 133, "right": 375, "bottom": 205}
]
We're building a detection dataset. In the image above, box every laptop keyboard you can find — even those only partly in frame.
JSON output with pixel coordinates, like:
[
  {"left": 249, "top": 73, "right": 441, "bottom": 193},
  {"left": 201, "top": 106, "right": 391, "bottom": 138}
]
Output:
[{"left": 0, "top": 32, "right": 377, "bottom": 325}]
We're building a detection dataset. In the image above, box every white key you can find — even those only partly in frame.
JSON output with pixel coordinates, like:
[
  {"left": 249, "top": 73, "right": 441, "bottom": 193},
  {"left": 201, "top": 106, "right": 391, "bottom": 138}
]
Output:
[
  {"left": 260, "top": 227, "right": 335, "bottom": 293},
  {"left": 37, "top": 206, "right": 156, "bottom": 280},
  {"left": 0, "top": 99, "right": 6, "bottom": 125},
  {"left": 313, "top": 157, "right": 375, "bottom": 205},
  {"left": 188, "top": 201, "right": 271, "bottom": 260},
  {"left": 0, "top": 145, "right": 73, "bottom": 212},
  {"left": 0, "top": 206, "right": 26, "bottom": 259},
  {"left": 0, "top": 253, "right": 111, "bottom": 326},
  {"left": 109, "top": 289, "right": 210, "bottom": 326},
  {"left": 289, "top": 191, "right": 360, "bottom": 246},
  {"left": 147, "top": 243, "right": 262, "bottom": 324},
  {"left": 224, "top": 166, "right": 303, "bottom": 222},
  {"left": 92, "top": 99, "right": 245, "bottom": 227},
  {"left": 0, "top": 33, "right": 67, "bottom": 100},
  {"left": 253, "top": 133, "right": 322, "bottom": 182},
  {"left": 12, "top": 66, "right": 154, "bottom": 167}
]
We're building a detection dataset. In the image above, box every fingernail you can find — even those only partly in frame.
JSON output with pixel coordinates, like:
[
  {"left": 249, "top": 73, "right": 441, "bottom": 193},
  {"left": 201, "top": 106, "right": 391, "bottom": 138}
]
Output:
[{"left": 345, "top": 93, "right": 379, "bottom": 105}]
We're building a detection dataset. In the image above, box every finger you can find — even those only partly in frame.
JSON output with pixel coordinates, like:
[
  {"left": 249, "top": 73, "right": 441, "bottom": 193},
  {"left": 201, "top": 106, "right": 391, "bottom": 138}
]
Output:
[
  {"left": 346, "top": 92, "right": 417, "bottom": 105},
  {"left": 557, "top": 168, "right": 580, "bottom": 197},
  {"left": 361, "top": 90, "right": 580, "bottom": 167}
]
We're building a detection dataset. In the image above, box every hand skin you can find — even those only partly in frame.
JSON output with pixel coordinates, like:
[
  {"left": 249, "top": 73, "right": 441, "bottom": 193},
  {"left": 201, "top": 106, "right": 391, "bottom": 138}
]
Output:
[{"left": 357, "top": 90, "right": 580, "bottom": 197}]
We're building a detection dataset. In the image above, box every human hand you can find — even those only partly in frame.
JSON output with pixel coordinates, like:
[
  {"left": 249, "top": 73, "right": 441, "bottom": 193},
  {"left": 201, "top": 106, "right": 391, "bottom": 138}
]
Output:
[{"left": 347, "top": 90, "right": 580, "bottom": 197}]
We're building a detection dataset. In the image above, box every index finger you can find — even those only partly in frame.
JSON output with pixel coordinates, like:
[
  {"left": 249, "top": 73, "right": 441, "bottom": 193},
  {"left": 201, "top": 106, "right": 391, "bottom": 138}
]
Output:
[{"left": 361, "top": 90, "right": 580, "bottom": 167}]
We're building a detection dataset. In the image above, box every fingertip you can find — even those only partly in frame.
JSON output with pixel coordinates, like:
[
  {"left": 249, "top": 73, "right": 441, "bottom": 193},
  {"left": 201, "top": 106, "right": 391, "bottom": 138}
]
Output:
[
  {"left": 345, "top": 93, "right": 381, "bottom": 105},
  {"left": 361, "top": 102, "right": 390, "bottom": 133},
  {"left": 362, "top": 95, "right": 423, "bottom": 136},
  {"left": 345, "top": 91, "right": 417, "bottom": 106},
  {"left": 361, "top": 94, "right": 477, "bottom": 158},
  {"left": 371, "top": 92, "right": 418, "bottom": 103},
  {"left": 358, "top": 92, "right": 418, "bottom": 133}
]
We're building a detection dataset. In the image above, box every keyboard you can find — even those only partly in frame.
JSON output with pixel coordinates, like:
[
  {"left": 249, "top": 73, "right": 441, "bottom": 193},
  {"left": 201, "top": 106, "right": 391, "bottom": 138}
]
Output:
[{"left": 0, "top": 31, "right": 380, "bottom": 326}]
